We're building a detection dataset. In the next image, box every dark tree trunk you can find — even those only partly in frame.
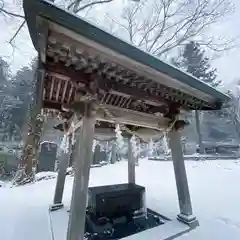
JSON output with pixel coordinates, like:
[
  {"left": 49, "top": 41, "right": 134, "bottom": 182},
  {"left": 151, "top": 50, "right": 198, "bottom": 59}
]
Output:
[
  {"left": 195, "top": 110, "right": 204, "bottom": 154},
  {"left": 13, "top": 60, "right": 45, "bottom": 184}
]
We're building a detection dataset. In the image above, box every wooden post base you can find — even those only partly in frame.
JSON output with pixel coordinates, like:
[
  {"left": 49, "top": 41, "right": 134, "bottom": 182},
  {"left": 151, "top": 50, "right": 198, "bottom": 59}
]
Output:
[{"left": 49, "top": 203, "right": 64, "bottom": 212}]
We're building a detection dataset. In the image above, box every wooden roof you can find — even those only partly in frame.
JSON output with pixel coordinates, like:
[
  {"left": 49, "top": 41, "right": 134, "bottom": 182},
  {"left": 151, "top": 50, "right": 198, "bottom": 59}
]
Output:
[{"left": 23, "top": 0, "right": 230, "bottom": 132}]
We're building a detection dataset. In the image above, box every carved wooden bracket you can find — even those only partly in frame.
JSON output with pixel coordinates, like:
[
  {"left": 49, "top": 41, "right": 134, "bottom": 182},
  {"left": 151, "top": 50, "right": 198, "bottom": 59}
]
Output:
[{"left": 173, "top": 120, "right": 189, "bottom": 131}]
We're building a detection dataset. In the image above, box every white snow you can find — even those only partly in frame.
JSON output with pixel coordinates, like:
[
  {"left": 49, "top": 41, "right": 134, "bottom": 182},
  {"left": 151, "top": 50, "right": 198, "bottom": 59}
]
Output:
[
  {"left": 1, "top": 159, "right": 240, "bottom": 240},
  {"left": 66, "top": 166, "right": 74, "bottom": 175},
  {"left": 0, "top": 180, "right": 5, "bottom": 187},
  {"left": 35, "top": 171, "right": 57, "bottom": 181}
]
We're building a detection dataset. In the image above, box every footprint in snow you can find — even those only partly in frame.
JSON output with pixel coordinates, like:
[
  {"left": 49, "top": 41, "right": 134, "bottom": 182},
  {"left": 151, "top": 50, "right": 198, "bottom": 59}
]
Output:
[{"left": 224, "top": 167, "right": 232, "bottom": 171}]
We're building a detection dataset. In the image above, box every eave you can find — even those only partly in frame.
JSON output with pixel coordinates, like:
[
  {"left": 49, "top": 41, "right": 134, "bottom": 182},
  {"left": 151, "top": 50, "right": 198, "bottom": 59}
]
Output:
[{"left": 23, "top": 0, "right": 230, "bottom": 111}]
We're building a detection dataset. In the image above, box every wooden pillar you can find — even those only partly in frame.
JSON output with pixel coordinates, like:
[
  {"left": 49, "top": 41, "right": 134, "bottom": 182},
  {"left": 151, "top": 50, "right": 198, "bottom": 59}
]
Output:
[
  {"left": 67, "top": 102, "right": 96, "bottom": 240},
  {"left": 50, "top": 134, "right": 72, "bottom": 211},
  {"left": 128, "top": 136, "right": 135, "bottom": 184},
  {"left": 168, "top": 127, "right": 199, "bottom": 227},
  {"left": 136, "top": 138, "right": 140, "bottom": 166}
]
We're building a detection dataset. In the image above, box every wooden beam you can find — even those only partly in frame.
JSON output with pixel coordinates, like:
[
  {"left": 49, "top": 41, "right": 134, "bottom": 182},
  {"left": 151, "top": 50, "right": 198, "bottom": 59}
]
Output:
[
  {"left": 97, "top": 104, "right": 168, "bottom": 130},
  {"left": 55, "top": 122, "right": 162, "bottom": 141},
  {"left": 45, "top": 60, "right": 214, "bottom": 110},
  {"left": 43, "top": 100, "right": 62, "bottom": 110},
  {"left": 36, "top": 17, "right": 49, "bottom": 63},
  {"left": 62, "top": 104, "right": 169, "bottom": 134},
  {"left": 45, "top": 61, "right": 171, "bottom": 108}
]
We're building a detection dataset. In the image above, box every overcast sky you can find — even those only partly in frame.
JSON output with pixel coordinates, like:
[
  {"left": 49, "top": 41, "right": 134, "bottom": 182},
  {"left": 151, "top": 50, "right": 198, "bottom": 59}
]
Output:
[
  {"left": 212, "top": 0, "right": 240, "bottom": 87},
  {"left": 0, "top": 0, "right": 240, "bottom": 89}
]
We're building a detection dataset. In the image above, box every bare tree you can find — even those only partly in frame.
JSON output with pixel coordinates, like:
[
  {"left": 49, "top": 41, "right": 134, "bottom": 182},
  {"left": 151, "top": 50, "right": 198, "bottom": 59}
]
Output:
[
  {"left": 106, "top": 0, "right": 237, "bottom": 56},
  {"left": 0, "top": 0, "right": 24, "bottom": 19},
  {"left": 0, "top": 0, "right": 115, "bottom": 47},
  {"left": 1, "top": 0, "right": 237, "bottom": 54},
  {"left": 225, "top": 85, "right": 240, "bottom": 142},
  {"left": 67, "top": 0, "right": 113, "bottom": 13}
]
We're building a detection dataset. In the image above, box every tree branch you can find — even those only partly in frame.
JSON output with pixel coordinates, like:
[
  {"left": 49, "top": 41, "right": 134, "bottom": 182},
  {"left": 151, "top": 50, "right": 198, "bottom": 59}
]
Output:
[
  {"left": 75, "top": 0, "right": 113, "bottom": 13},
  {"left": 9, "top": 20, "right": 26, "bottom": 45},
  {"left": 137, "top": 2, "right": 164, "bottom": 47},
  {"left": 67, "top": 1, "right": 76, "bottom": 11},
  {"left": 105, "top": 14, "right": 130, "bottom": 33},
  {"left": 0, "top": 8, "right": 25, "bottom": 19},
  {"left": 122, "top": 3, "right": 143, "bottom": 43},
  {"left": 147, "top": 1, "right": 170, "bottom": 52},
  {"left": 109, "top": 0, "right": 235, "bottom": 56}
]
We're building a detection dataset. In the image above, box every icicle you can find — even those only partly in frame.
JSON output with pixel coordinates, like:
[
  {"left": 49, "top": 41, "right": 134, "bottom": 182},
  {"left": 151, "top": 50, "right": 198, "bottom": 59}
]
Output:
[
  {"left": 149, "top": 139, "right": 154, "bottom": 157},
  {"left": 163, "top": 133, "right": 170, "bottom": 155},
  {"left": 71, "top": 122, "right": 76, "bottom": 145},
  {"left": 115, "top": 124, "right": 124, "bottom": 152},
  {"left": 92, "top": 139, "right": 97, "bottom": 152},
  {"left": 60, "top": 134, "right": 69, "bottom": 154},
  {"left": 130, "top": 135, "right": 138, "bottom": 158}
]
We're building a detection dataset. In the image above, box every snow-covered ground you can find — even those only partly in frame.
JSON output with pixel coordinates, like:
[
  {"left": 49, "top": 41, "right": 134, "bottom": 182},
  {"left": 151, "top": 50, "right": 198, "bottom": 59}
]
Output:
[{"left": 1, "top": 159, "right": 240, "bottom": 240}]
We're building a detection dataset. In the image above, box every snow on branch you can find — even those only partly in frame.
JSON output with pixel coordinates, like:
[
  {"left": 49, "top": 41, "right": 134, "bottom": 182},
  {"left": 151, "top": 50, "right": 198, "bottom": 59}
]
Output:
[
  {"left": 0, "top": 2, "right": 25, "bottom": 19},
  {"left": 9, "top": 20, "right": 26, "bottom": 45}
]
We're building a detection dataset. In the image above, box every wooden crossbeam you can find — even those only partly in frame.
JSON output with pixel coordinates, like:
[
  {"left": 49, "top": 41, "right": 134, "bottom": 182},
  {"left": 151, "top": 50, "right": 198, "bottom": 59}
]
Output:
[{"left": 63, "top": 104, "right": 169, "bottom": 137}]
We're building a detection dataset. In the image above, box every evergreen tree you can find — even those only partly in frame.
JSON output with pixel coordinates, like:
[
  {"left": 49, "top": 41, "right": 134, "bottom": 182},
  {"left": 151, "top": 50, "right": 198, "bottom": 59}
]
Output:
[
  {"left": 0, "top": 58, "right": 17, "bottom": 139},
  {"left": 10, "top": 66, "right": 35, "bottom": 130},
  {"left": 172, "top": 41, "right": 218, "bottom": 85},
  {"left": 8, "top": 57, "right": 37, "bottom": 135},
  {"left": 172, "top": 41, "right": 219, "bottom": 153},
  {"left": 0, "top": 57, "right": 37, "bottom": 140}
]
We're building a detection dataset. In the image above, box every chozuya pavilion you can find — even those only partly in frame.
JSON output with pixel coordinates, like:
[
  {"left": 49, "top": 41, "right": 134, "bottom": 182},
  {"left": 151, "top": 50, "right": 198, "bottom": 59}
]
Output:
[{"left": 23, "top": 0, "right": 230, "bottom": 239}]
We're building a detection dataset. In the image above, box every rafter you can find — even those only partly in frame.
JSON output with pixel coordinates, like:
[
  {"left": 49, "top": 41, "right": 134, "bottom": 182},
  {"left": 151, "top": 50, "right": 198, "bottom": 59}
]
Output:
[{"left": 45, "top": 60, "right": 213, "bottom": 111}]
